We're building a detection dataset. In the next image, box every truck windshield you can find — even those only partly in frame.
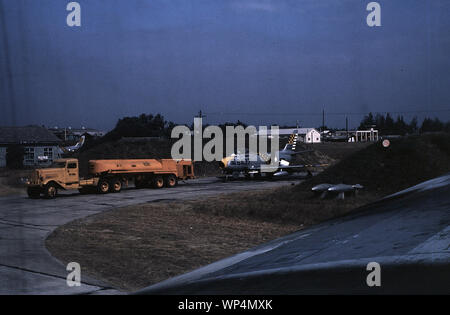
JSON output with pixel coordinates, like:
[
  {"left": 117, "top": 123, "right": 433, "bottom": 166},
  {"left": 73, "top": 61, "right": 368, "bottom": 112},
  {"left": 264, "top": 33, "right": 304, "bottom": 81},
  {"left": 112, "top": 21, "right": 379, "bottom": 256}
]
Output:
[{"left": 49, "top": 162, "right": 66, "bottom": 168}]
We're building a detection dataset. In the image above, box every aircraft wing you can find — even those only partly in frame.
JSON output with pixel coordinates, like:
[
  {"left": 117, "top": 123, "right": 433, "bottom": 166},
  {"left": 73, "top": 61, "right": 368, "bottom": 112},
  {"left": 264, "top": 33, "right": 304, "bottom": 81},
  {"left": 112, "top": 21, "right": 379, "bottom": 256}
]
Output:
[
  {"left": 260, "top": 163, "right": 329, "bottom": 172},
  {"left": 289, "top": 149, "right": 314, "bottom": 155}
]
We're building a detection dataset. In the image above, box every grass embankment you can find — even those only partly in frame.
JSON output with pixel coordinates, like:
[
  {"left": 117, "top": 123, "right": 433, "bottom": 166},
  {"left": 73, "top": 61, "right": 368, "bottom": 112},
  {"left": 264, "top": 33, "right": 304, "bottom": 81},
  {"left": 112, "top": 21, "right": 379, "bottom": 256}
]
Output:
[
  {"left": 46, "top": 198, "right": 300, "bottom": 291},
  {"left": 46, "top": 133, "right": 450, "bottom": 291},
  {"left": 299, "top": 133, "right": 450, "bottom": 195}
]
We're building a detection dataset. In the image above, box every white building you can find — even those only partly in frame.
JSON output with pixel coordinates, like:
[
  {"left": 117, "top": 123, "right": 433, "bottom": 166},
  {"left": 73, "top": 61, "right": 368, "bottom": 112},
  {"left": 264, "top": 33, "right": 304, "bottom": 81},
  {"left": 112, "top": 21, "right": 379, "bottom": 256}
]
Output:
[
  {"left": 257, "top": 128, "right": 321, "bottom": 143},
  {"left": 298, "top": 128, "right": 321, "bottom": 143},
  {"left": 355, "top": 128, "right": 379, "bottom": 142}
]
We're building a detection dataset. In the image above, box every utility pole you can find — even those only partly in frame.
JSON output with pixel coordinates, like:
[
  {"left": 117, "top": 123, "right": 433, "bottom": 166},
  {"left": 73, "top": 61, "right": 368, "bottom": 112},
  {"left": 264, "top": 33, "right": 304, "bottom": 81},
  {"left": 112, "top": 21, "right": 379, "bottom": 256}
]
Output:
[
  {"left": 346, "top": 116, "right": 349, "bottom": 137},
  {"left": 322, "top": 109, "right": 325, "bottom": 132},
  {"left": 346, "top": 116, "right": 350, "bottom": 141},
  {"left": 196, "top": 109, "right": 206, "bottom": 121}
]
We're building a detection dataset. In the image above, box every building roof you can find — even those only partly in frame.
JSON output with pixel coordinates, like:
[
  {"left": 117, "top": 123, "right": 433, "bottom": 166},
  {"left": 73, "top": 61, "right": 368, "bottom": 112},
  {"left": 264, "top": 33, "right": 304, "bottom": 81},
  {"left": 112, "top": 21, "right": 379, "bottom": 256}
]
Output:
[{"left": 0, "top": 126, "right": 62, "bottom": 145}]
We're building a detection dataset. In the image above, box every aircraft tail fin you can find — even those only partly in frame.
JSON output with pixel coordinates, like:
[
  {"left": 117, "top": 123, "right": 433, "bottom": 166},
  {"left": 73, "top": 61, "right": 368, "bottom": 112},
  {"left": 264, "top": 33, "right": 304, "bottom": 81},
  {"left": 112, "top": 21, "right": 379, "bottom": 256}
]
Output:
[{"left": 282, "top": 130, "right": 298, "bottom": 152}]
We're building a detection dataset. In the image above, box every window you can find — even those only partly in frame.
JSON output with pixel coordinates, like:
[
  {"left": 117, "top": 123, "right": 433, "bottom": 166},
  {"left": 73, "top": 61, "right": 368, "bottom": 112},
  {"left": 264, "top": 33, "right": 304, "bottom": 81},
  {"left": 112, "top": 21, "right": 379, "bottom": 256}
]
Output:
[
  {"left": 43, "top": 147, "right": 53, "bottom": 162},
  {"left": 67, "top": 162, "right": 77, "bottom": 169},
  {"left": 36, "top": 147, "right": 54, "bottom": 164},
  {"left": 24, "top": 147, "right": 35, "bottom": 164}
]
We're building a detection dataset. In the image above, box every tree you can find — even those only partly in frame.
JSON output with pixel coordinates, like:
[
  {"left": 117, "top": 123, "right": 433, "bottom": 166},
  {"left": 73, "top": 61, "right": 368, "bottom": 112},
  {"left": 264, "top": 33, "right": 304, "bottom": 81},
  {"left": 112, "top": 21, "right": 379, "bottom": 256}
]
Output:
[
  {"left": 420, "top": 117, "right": 444, "bottom": 133},
  {"left": 408, "top": 116, "right": 419, "bottom": 134},
  {"left": 374, "top": 114, "right": 385, "bottom": 131},
  {"left": 445, "top": 121, "right": 450, "bottom": 133},
  {"left": 394, "top": 116, "right": 408, "bottom": 135},
  {"left": 384, "top": 113, "right": 395, "bottom": 133},
  {"left": 358, "top": 114, "right": 448, "bottom": 136},
  {"left": 103, "top": 113, "right": 174, "bottom": 141},
  {"left": 358, "top": 112, "right": 375, "bottom": 130}
]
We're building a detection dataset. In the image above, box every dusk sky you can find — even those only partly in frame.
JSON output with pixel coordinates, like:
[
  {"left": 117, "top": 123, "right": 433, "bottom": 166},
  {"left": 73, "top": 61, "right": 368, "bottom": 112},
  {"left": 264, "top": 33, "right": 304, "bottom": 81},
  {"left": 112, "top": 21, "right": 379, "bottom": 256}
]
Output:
[{"left": 1, "top": 0, "right": 450, "bottom": 131}]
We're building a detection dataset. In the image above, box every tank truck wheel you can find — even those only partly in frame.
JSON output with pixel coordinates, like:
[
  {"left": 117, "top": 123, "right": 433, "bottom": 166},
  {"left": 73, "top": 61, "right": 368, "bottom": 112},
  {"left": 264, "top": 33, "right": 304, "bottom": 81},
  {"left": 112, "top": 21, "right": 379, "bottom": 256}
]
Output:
[
  {"left": 110, "top": 178, "right": 122, "bottom": 193},
  {"left": 164, "top": 174, "right": 178, "bottom": 188},
  {"left": 97, "top": 179, "right": 110, "bottom": 194},
  {"left": 44, "top": 183, "right": 58, "bottom": 199},
  {"left": 153, "top": 176, "right": 164, "bottom": 189}
]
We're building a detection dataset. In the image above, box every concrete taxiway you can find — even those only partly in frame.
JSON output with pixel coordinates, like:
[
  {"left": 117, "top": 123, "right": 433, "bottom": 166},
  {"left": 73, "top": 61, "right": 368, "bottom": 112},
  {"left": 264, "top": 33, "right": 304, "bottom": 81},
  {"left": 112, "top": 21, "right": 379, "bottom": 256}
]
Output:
[{"left": 0, "top": 176, "right": 302, "bottom": 294}]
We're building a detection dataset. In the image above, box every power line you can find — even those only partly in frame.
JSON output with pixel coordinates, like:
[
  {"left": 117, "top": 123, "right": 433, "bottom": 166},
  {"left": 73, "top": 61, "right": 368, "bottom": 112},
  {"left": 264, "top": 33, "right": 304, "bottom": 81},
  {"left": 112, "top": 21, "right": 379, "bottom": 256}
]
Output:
[{"left": 205, "top": 109, "right": 450, "bottom": 117}]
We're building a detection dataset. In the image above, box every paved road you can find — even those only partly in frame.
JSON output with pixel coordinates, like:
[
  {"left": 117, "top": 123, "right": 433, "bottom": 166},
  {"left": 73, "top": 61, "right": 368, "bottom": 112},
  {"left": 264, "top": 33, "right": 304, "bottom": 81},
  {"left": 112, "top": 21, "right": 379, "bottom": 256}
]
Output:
[
  {"left": 0, "top": 176, "right": 303, "bottom": 294},
  {"left": 139, "top": 174, "right": 450, "bottom": 295}
]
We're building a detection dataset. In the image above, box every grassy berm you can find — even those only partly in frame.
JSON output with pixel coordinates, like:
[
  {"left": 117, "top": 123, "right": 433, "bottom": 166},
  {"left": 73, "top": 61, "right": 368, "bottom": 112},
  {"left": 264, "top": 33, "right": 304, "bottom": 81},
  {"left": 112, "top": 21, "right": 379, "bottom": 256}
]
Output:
[
  {"left": 298, "top": 132, "right": 450, "bottom": 195},
  {"left": 46, "top": 133, "right": 450, "bottom": 291}
]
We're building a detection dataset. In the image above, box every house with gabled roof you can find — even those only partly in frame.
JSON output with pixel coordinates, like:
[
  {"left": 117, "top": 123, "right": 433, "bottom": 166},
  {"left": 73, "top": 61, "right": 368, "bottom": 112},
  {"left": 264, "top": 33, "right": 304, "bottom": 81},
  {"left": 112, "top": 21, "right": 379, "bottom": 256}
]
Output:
[{"left": 0, "top": 126, "right": 62, "bottom": 167}]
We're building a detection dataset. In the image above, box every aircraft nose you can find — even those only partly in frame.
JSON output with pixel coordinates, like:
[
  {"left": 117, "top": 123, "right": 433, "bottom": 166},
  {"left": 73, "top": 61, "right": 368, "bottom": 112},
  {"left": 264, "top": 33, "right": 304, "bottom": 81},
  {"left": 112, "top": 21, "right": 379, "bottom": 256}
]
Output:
[{"left": 219, "top": 159, "right": 227, "bottom": 168}]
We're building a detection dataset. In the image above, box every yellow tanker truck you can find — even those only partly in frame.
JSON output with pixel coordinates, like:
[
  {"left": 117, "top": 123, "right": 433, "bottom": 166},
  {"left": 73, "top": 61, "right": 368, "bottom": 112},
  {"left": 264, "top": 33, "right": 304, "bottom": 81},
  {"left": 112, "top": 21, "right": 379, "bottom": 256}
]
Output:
[{"left": 26, "top": 158, "right": 195, "bottom": 198}]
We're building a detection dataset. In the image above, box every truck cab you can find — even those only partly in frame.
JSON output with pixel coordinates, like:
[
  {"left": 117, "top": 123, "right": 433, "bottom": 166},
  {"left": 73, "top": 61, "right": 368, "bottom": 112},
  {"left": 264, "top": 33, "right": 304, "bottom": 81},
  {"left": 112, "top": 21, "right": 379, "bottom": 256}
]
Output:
[{"left": 26, "top": 158, "right": 83, "bottom": 198}]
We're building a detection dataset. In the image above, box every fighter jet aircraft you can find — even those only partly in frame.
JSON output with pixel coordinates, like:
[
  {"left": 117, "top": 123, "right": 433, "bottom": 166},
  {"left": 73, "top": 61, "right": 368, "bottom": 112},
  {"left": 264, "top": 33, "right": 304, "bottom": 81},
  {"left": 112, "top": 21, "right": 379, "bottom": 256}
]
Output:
[
  {"left": 219, "top": 131, "right": 314, "bottom": 178},
  {"left": 58, "top": 135, "right": 86, "bottom": 154}
]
